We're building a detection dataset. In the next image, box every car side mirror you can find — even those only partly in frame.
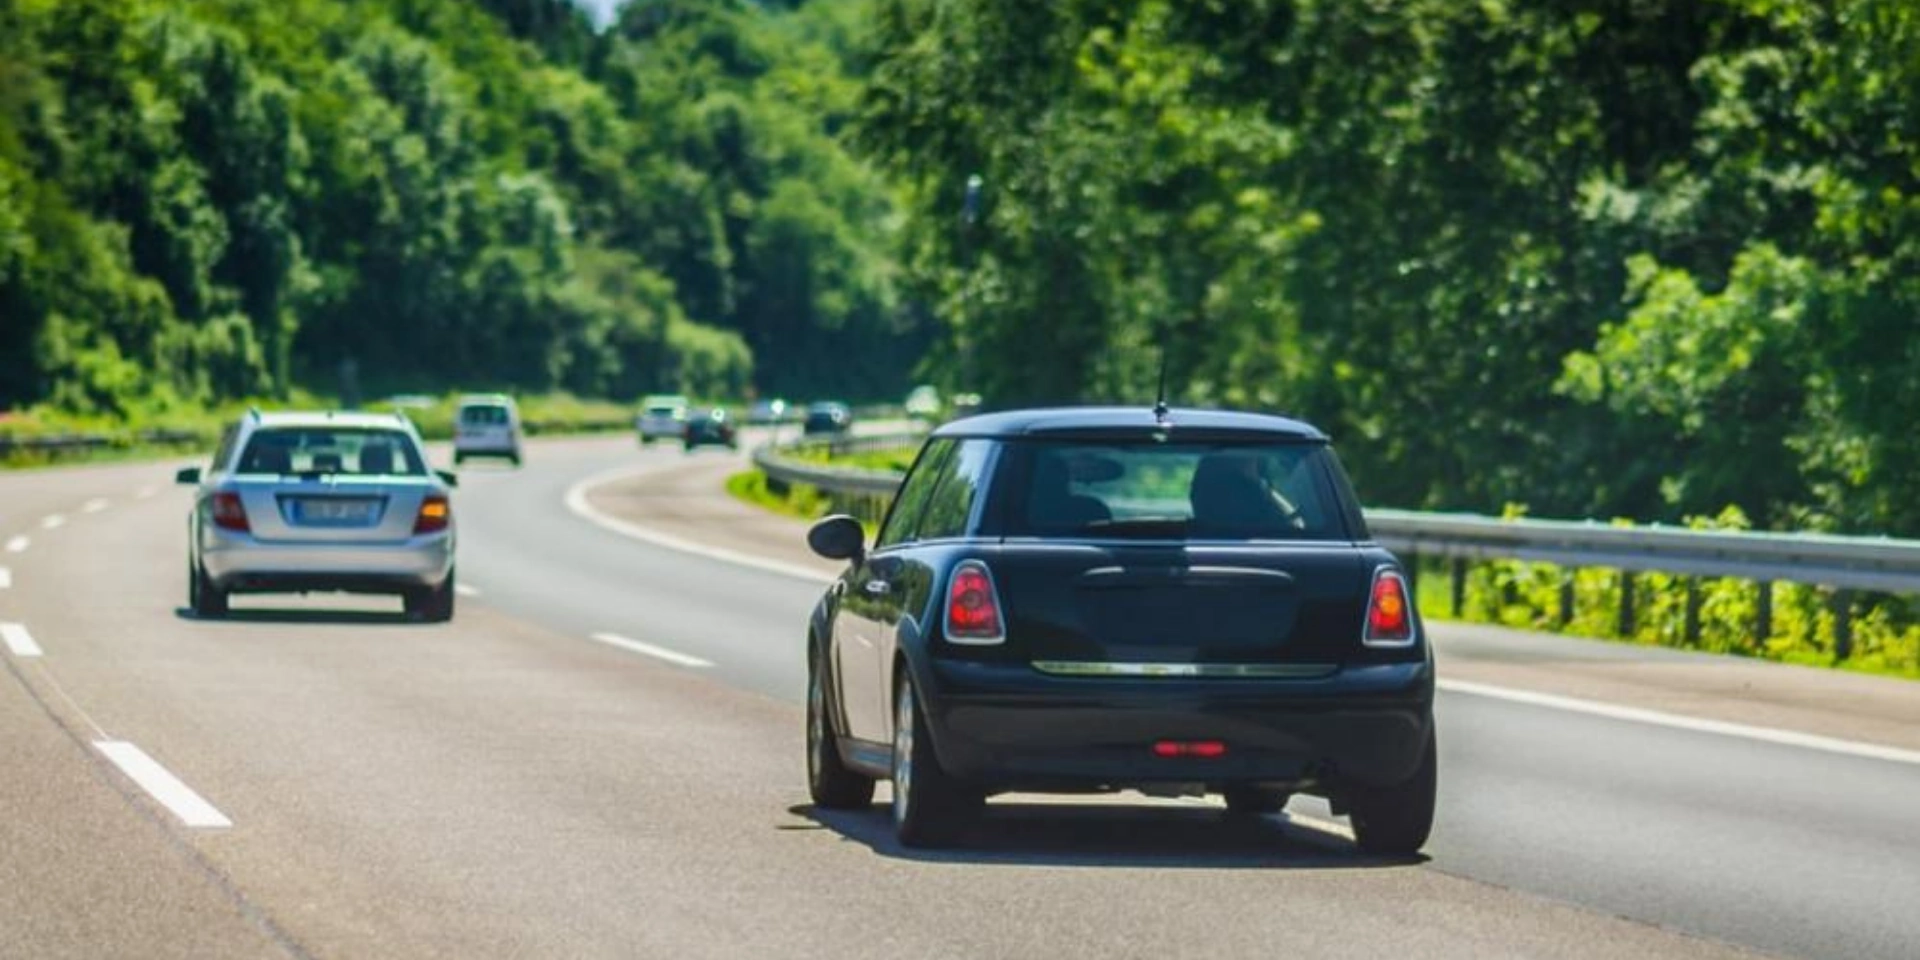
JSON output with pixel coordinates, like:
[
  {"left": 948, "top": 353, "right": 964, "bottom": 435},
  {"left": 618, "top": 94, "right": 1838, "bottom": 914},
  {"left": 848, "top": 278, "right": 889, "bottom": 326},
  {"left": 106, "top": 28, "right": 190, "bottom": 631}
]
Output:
[
  {"left": 435, "top": 469, "right": 459, "bottom": 488},
  {"left": 807, "top": 515, "right": 865, "bottom": 562},
  {"left": 175, "top": 466, "right": 202, "bottom": 485}
]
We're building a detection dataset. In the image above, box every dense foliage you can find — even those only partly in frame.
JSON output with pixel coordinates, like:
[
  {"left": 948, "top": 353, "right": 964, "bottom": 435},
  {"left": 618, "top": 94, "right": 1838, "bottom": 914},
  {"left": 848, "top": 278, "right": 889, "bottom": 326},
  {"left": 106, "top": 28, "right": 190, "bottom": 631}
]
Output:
[
  {"left": 0, "top": 0, "right": 921, "bottom": 422},
  {"left": 862, "top": 0, "right": 1920, "bottom": 536},
  {"left": 7, "top": 0, "right": 1918, "bottom": 541}
]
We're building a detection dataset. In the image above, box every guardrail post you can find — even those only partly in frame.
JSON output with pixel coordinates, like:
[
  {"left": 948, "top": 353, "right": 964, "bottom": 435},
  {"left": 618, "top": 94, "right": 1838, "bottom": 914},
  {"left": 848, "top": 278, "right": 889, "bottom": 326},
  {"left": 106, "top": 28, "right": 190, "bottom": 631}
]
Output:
[
  {"left": 1557, "top": 572, "right": 1576, "bottom": 628},
  {"left": 1617, "top": 572, "right": 1636, "bottom": 636},
  {"left": 1833, "top": 590, "right": 1853, "bottom": 662},
  {"left": 1755, "top": 581, "right": 1773, "bottom": 649},
  {"left": 1449, "top": 558, "right": 1467, "bottom": 617},
  {"left": 1683, "top": 578, "right": 1702, "bottom": 645}
]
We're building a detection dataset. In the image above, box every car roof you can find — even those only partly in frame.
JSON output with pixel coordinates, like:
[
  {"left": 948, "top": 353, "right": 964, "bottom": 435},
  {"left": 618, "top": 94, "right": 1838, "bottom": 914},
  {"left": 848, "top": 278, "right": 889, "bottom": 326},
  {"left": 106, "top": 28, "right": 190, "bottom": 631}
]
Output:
[
  {"left": 457, "top": 394, "right": 515, "bottom": 407},
  {"left": 931, "top": 405, "right": 1327, "bottom": 441},
  {"left": 250, "top": 410, "right": 420, "bottom": 433}
]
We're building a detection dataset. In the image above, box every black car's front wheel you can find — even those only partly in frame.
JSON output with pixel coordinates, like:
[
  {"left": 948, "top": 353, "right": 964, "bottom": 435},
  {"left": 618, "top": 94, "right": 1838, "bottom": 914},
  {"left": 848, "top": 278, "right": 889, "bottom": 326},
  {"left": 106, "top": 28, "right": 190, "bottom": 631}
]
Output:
[
  {"left": 890, "top": 672, "right": 977, "bottom": 848},
  {"left": 1346, "top": 729, "right": 1437, "bottom": 855},
  {"left": 807, "top": 644, "right": 875, "bottom": 809}
]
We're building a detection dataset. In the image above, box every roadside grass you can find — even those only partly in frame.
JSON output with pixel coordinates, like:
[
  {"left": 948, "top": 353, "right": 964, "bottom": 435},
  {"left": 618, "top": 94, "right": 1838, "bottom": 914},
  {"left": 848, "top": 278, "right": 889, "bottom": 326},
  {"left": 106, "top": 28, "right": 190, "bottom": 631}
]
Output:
[
  {"left": 2, "top": 391, "right": 635, "bottom": 470},
  {"left": 726, "top": 470, "right": 880, "bottom": 537},
  {"left": 1413, "top": 558, "right": 1920, "bottom": 681}
]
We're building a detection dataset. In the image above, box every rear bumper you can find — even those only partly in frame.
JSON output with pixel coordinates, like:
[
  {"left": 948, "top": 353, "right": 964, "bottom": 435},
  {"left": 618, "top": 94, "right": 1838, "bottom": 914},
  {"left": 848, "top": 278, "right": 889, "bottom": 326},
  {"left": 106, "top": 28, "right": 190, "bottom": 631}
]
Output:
[
  {"left": 201, "top": 529, "right": 453, "bottom": 593},
  {"left": 454, "top": 438, "right": 519, "bottom": 456},
  {"left": 920, "top": 659, "right": 1433, "bottom": 790}
]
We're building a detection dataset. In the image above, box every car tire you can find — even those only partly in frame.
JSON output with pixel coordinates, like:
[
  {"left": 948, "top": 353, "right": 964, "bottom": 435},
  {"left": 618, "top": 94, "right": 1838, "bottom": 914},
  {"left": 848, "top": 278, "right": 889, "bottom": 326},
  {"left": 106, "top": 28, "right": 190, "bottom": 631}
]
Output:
[
  {"left": 1222, "top": 786, "right": 1288, "bottom": 816},
  {"left": 454, "top": 452, "right": 466, "bottom": 466},
  {"left": 509, "top": 452, "right": 522, "bottom": 467},
  {"left": 1347, "top": 729, "right": 1437, "bottom": 856},
  {"left": 891, "top": 671, "right": 977, "bottom": 848},
  {"left": 807, "top": 642, "right": 875, "bottom": 810},
  {"left": 189, "top": 557, "right": 227, "bottom": 618},
  {"left": 406, "top": 571, "right": 456, "bottom": 623}
]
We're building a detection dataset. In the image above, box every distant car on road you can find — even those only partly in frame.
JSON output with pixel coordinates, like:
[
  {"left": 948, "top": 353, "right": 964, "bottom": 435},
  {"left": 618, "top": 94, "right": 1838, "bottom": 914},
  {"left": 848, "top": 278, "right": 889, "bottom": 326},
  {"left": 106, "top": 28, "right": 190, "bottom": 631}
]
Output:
[
  {"left": 637, "top": 394, "right": 690, "bottom": 444},
  {"left": 453, "top": 394, "right": 522, "bottom": 466},
  {"left": 746, "top": 398, "right": 790, "bottom": 425},
  {"left": 904, "top": 385, "right": 942, "bottom": 420},
  {"left": 801, "top": 406, "right": 1435, "bottom": 851},
  {"left": 176, "top": 410, "right": 459, "bottom": 621},
  {"left": 802, "top": 401, "right": 852, "bottom": 437},
  {"left": 683, "top": 407, "right": 738, "bottom": 450}
]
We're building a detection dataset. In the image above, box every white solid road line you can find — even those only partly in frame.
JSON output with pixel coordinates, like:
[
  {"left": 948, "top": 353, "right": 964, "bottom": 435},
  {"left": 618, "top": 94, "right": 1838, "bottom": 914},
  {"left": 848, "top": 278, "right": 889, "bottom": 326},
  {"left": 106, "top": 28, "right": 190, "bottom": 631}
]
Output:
[
  {"left": 564, "top": 465, "right": 834, "bottom": 585},
  {"left": 0, "top": 566, "right": 10, "bottom": 590},
  {"left": 1438, "top": 678, "right": 1920, "bottom": 767},
  {"left": 590, "top": 632, "right": 714, "bottom": 669},
  {"left": 454, "top": 583, "right": 481, "bottom": 598},
  {"left": 82, "top": 498, "right": 110, "bottom": 513},
  {"left": 5, "top": 536, "right": 27, "bottom": 553},
  {"left": 40, "top": 514, "right": 65, "bottom": 530},
  {"left": 93, "top": 741, "right": 232, "bottom": 828},
  {"left": 1, "top": 622, "right": 43, "bottom": 657}
]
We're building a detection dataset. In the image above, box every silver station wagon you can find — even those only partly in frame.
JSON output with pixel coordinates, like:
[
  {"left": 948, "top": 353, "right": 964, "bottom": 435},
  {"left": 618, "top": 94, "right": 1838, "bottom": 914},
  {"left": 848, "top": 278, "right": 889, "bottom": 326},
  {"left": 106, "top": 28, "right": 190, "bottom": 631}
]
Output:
[{"left": 175, "top": 410, "right": 458, "bottom": 621}]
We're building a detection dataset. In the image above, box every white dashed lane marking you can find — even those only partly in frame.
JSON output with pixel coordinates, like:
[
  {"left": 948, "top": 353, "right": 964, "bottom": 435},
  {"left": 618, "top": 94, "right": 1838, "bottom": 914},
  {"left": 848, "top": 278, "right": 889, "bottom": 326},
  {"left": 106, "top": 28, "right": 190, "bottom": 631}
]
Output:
[
  {"left": 82, "top": 499, "right": 109, "bottom": 513},
  {"left": 93, "top": 741, "right": 232, "bottom": 828},
  {"left": 589, "top": 632, "right": 713, "bottom": 669},
  {"left": 2, "top": 622, "right": 43, "bottom": 657},
  {"left": 5, "top": 536, "right": 27, "bottom": 553},
  {"left": 0, "top": 566, "right": 10, "bottom": 590},
  {"left": 40, "top": 514, "right": 65, "bottom": 530}
]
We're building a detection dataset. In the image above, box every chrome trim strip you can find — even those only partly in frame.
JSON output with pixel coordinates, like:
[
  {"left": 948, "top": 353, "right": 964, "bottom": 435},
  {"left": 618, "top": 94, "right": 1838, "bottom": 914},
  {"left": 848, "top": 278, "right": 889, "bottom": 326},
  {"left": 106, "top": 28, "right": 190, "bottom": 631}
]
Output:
[{"left": 1030, "top": 661, "right": 1338, "bottom": 679}]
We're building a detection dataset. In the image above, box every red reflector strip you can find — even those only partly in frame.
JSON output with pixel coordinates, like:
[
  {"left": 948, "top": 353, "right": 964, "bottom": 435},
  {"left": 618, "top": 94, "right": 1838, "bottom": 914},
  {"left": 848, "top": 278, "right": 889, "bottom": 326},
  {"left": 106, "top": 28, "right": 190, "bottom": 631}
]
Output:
[{"left": 1152, "top": 740, "right": 1227, "bottom": 758}]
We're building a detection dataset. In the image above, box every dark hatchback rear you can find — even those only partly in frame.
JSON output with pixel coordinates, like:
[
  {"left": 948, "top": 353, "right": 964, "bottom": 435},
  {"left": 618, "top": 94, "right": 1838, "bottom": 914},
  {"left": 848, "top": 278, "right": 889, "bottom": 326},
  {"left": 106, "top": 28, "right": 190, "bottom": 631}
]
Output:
[{"left": 804, "top": 407, "right": 1435, "bottom": 852}]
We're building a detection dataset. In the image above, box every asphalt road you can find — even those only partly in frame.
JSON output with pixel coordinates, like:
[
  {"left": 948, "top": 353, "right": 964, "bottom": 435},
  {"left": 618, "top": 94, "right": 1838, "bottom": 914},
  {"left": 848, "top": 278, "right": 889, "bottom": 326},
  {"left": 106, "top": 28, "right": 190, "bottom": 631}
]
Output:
[{"left": 3, "top": 434, "right": 1917, "bottom": 959}]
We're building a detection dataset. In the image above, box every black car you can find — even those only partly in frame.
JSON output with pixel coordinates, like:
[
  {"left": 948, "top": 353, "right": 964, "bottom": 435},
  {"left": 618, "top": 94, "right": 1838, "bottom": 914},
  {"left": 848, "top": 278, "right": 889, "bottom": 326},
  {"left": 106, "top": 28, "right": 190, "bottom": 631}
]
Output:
[
  {"left": 802, "top": 406, "right": 1435, "bottom": 851},
  {"left": 802, "top": 402, "right": 852, "bottom": 436},
  {"left": 683, "top": 407, "right": 738, "bottom": 450}
]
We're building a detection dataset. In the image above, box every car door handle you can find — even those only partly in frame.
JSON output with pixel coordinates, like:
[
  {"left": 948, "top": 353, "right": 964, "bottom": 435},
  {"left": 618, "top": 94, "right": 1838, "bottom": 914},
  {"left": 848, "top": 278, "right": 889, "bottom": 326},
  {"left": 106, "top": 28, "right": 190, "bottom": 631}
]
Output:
[{"left": 864, "top": 580, "right": 892, "bottom": 596}]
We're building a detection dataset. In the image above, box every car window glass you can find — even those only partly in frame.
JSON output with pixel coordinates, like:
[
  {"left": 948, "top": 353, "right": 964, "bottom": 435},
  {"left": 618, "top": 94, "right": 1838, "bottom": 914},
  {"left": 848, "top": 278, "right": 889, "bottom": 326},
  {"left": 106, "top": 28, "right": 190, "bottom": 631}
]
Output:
[
  {"left": 875, "top": 440, "right": 953, "bottom": 550},
  {"left": 1005, "top": 440, "right": 1346, "bottom": 541},
  {"left": 460, "top": 405, "right": 511, "bottom": 425},
  {"left": 913, "top": 439, "right": 993, "bottom": 540},
  {"left": 236, "top": 428, "right": 427, "bottom": 477}
]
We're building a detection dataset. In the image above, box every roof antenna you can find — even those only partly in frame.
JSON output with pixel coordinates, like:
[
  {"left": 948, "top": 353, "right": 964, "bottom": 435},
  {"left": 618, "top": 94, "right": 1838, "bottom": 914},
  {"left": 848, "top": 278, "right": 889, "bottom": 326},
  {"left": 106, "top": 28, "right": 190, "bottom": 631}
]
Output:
[{"left": 1152, "top": 345, "right": 1171, "bottom": 421}]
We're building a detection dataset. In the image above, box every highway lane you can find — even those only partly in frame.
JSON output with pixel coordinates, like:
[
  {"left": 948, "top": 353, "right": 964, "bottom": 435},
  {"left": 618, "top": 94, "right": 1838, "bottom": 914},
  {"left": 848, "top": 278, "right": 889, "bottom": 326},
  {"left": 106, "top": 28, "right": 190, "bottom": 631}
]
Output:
[{"left": 0, "top": 434, "right": 1906, "bottom": 958}]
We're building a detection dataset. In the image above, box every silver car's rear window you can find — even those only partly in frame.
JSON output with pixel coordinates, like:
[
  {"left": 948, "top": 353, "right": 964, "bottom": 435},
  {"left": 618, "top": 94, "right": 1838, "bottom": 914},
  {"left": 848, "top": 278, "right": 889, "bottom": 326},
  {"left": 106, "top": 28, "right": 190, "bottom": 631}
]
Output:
[
  {"left": 235, "top": 428, "right": 427, "bottom": 477},
  {"left": 459, "top": 405, "right": 511, "bottom": 425}
]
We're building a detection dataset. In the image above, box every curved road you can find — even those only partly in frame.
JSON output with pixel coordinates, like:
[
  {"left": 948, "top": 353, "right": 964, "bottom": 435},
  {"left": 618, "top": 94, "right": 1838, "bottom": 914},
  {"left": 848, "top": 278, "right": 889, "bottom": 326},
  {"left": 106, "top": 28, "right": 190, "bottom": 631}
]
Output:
[{"left": 2, "top": 435, "right": 1917, "bottom": 959}]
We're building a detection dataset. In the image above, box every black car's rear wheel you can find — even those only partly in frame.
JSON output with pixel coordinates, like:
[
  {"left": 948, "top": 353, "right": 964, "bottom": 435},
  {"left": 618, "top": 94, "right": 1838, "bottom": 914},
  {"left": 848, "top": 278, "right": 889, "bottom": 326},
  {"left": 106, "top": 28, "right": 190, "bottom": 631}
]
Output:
[
  {"left": 406, "top": 570, "right": 456, "bottom": 623},
  {"left": 1347, "top": 729, "right": 1436, "bottom": 855},
  {"left": 807, "top": 644, "right": 875, "bottom": 809},
  {"left": 890, "top": 672, "right": 976, "bottom": 848},
  {"left": 188, "top": 556, "right": 227, "bottom": 618}
]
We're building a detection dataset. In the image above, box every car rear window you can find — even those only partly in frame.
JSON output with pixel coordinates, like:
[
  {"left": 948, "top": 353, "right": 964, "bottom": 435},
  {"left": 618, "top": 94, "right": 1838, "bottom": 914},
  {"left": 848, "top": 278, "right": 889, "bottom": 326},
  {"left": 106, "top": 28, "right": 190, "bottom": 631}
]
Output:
[
  {"left": 997, "top": 439, "right": 1353, "bottom": 541},
  {"left": 236, "top": 428, "right": 427, "bottom": 477},
  {"left": 459, "top": 404, "right": 511, "bottom": 425}
]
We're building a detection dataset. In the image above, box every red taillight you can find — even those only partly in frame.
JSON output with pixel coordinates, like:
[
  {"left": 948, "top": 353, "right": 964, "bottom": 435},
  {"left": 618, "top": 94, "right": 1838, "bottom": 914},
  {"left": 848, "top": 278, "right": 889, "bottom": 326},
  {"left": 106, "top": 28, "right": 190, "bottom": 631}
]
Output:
[
  {"left": 944, "top": 561, "right": 1005, "bottom": 644},
  {"left": 1363, "top": 567, "right": 1415, "bottom": 646},
  {"left": 210, "top": 492, "right": 249, "bottom": 533},
  {"left": 1153, "top": 740, "right": 1228, "bottom": 759},
  {"left": 414, "top": 494, "right": 451, "bottom": 534}
]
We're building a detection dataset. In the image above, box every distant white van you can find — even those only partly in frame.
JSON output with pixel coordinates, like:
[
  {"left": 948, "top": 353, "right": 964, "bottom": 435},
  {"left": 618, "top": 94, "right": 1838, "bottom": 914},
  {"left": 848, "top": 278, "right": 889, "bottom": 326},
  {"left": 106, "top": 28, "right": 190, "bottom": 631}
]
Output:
[{"left": 453, "top": 394, "right": 524, "bottom": 466}]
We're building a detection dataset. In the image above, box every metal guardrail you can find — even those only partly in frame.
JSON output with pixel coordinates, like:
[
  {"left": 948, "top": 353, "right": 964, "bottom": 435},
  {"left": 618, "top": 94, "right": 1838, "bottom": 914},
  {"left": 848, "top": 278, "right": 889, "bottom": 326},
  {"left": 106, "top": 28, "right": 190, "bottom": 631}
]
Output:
[
  {"left": 750, "top": 432, "right": 1920, "bottom": 646},
  {"left": 751, "top": 431, "right": 921, "bottom": 497}
]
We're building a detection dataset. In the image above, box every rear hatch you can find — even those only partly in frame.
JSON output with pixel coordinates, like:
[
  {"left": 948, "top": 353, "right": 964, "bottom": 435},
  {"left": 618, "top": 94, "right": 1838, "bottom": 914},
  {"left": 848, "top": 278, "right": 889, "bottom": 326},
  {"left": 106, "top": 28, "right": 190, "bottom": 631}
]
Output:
[
  {"left": 980, "top": 436, "right": 1374, "bottom": 667},
  {"left": 989, "top": 543, "right": 1368, "bottom": 666}
]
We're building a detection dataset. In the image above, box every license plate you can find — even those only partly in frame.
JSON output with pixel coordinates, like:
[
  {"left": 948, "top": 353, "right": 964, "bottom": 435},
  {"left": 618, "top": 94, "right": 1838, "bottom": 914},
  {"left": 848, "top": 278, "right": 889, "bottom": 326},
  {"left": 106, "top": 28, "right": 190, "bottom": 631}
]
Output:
[{"left": 292, "top": 498, "right": 379, "bottom": 525}]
